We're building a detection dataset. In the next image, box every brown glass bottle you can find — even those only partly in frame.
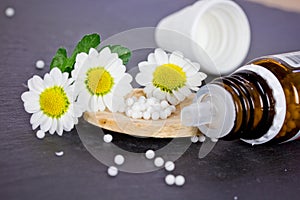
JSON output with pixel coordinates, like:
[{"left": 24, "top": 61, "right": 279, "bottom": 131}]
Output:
[{"left": 182, "top": 51, "right": 300, "bottom": 145}]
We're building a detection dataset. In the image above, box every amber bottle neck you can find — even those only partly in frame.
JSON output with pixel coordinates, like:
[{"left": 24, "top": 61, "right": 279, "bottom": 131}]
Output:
[{"left": 212, "top": 70, "right": 276, "bottom": 140}]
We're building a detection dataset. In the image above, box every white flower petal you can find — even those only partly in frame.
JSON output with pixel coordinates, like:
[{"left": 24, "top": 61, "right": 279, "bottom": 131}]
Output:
[
  {"left": 30, "top": 111, "right": 43, "bottom": 125},
  {"left": 169, "top": 51, "right": 187, "bottom": 67},
  {"left": 89, "top": 95, "right": 98, "bottom": 112},
  {"left": 28, "top": 76, "right": 44, "bottom": 93},
  {"left": 103, "top": 93, "right": 113, "bottom": 112},
  {"left": 138, "top": 61, "right": 157, "bottom": 74},
  {"left": 97, "top": 96, "right": 105, "bottom": 111},
  {"left": 179, "top": 86, "right": 192, "bottom": 97},
  {"left": 152, "top": 88, "right": 166, "bottom": 100},
  {"left": 88, "top": 48, "right": 98, "bottom": 57},
  {"left": 147, "top": 53, "right": 157, "bottom": 64},
  {"left": 173, "top": 90, "right": 186, "bottom": 102},
  {"left": 40, "top": 117, "right": 52, "bottom": 132},
  {"left": 50, "top": 68, "right": 62, "bottom": 85},
  {"left": 187, "top": 72, "right": 207, "bottom": 87},
  {"left": 144, "top": 84, "right": 155, "bottom": 97},
  {"left": 49, "top": 118, "right": 57, "bottom": 135},
  {"left": 135, "top": 73, "right": 152, "bottom": 86},
  {"left": 154, "top": 48, "right": 168, "bottom": 65},
  {"left": 56, "top": 119, "right": 63, "bottom": 136},
  {"left": 43, "top": 73, "right": 54, "bottom": 88},
  {"left": 62, "top": 113, "right": 74, "bottom": 131},
  {"left": 167, "top": 93, "right": 179, "bottom": 105},
  {"left": 183, "top": 62, "right": 201, "bottom": 77},
  {"left": 190, "top": 86, "right": 200, "bottom": 91},
  {"left": 24, "top": 102, "right": 40, "bottom": 113},
  {"left": 21, "top": 91, "right": 38, "bottom": 103}
]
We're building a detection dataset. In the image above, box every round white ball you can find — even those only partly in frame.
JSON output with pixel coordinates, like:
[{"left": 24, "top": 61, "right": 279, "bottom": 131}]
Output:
[
  {"left": 191, "top": 136, "right": 199, "bottom": 143},
  {"left": 199, "top": 135, "right": 206, "bottom": 142},
  {"left": 159, "top": 111, "right": 168, "bottom": 120},
  {"left": 36, "top": 130, "right": 45, "bottom": 139},
  {"left": 143, "top": 111, "right": 151, "bottom": 120},
  {"left": 160, "top": 100, "right": 169, "bottom": 109},
  {"left": 154, "top": 157, "right": 164, "bottom": 167},
  {"left": 165, "top": 161, "right": 175, "bottom": 172},
  {"left": 103, "top": 134, "right": 113, "bottom": 143},
  {"left": 114, "top": 154, "right": 125, "bottom": 165},
  {"left": 145, "top": 150, "right": 155, "bottom": 159},
  {"left": 5, "top": 7, "right": 15, "bottom": 17},
  {"left": 175, "top": 175, "right": 185, "bottom": 186},
  {"left": 151, "top": 112, "right": 160, "bottom": 120},
  {"left": 35, "top": 60, "right": 45, "bottom": 69},
  {"left": 107, "top": 166, "right": 118, "bottom": 177},
  {"left": 165, "top": 174, "right": 175, "bottom": 185},
  {"left": 211, "top": 138, "right": 218, "bottom": 143}
]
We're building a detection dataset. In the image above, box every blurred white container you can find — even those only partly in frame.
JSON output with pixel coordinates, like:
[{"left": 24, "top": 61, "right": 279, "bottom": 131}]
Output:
[{"left": 155, "top": 0, "right": 251, "bottom": 75}]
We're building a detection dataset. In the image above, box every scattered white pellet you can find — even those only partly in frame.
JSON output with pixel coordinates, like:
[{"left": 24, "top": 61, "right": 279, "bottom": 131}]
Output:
[
  {"left": 55, "top": 151, "right": 64, "bottom": 157},
  {"left": 107, "top": 166, "right": 118, "bottom": 177},
  {"left": 103, "top": 134, "right": 113, "bottom": 143},
  {"left": 35, "top": 60, "right": 45, "bottom": 69},
  {"left": 211, "top": 138, "right": 218, "bottom": 143},
  {"left": 145, "top": 150, "right": 155, "bottom": 159},
  {"left": 191, "top": 136, "right": 199, "bottom": 143},
  {"left": 5, "top": 7, "right": 15, "bottom": 18},
  {"left": 233, "top": 196, "right": 238, "bottom": 200},
  {"left": 114, "top": 155, "right": 125, "bottom": 165},
  {"left": 36, "top": 130, "right": 45, "bottom": 139},
  {"left": 199, "top": 135, "right": 206, "bottom": 142},
  {"left": 175, "top": 175, "right": 185, "bottom": 186},
  {"left": 165, "top": 174, "right": 175, "bottom": 185},
  {"left": 151, "top": 112, "right": 160, "bottom": 120},
  {"left": 154, "top": 157, "right": 165, "bottom": 167},
  {"left": 164, "top": 108, "right": 172, "bottom": 116},
  {"left": 165, "top": 161, "right": 175, "bottom": 172}
]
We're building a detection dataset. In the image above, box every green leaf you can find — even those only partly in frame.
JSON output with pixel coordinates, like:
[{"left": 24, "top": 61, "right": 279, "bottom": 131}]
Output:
[
  {"left": 104, "top": 45, "right": 131, "bottom": 65},
  {"left": 50, "top": 47, "right": 68, "bottom": 71},
  {"left": 69, "top": 33, "right": 101, "bottom": 64},
  {"left": 50, "top": 33, "right": 101, "bottom": 74}
]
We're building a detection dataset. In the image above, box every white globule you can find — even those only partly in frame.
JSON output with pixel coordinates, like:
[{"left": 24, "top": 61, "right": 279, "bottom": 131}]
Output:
[
  {"left": 103, "top": 134, "right": 113, "bottom": 143},
  {"left": 154, "top": 157, "right": 165, "bottom": 167},
  {"left": 114, "top": 155, "right": 125, "bottom": 165},
  {"left": 107, "top": 166, "right": 118, "bottom": 177},
  {"left": 165, "top": 161, "right": 175, "bottom": 172},
  {"left": 124, "top": 96, "right": 176, "bottom": 120},
  {"left": 191, "top": 136, "right": 199, "bottom": 143},
  {"left": 165, "top": 174, "right": 175, "bottom": 185},
  {"left": 5, "top": 7, "right": 15, "bottom": 18},
  {"left": 35, "top": 60, "right": 45, "bottom": 69},
  {"left": 199, "top": 135, "right": 206, "bottom": 142},
  {"left": 175, "top": 175, "right": 185, "bottom": 186},
  {"left": 145, "top": 149, "right": 155, "bottom": 159}
]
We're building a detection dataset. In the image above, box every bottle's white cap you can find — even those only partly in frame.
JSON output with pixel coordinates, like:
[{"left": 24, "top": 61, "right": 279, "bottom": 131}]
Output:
[{"left": 155, "top": 0, "right": 251, "bottom": 75}]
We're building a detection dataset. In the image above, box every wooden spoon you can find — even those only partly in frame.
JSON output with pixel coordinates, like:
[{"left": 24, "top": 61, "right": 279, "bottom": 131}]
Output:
[{"left": 83, "top": 89, "right": 200, "bottom": 138}]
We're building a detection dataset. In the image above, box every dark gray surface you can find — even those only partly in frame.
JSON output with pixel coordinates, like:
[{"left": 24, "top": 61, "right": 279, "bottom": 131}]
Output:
[{"left": 1, "top": 0, "right": 300, "bottom": 199}]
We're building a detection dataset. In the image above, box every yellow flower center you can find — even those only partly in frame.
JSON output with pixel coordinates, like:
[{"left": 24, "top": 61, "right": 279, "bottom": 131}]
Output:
[
  {"left": 152, "top": 64, "right": 186, "bottom": 93},
  {"left": 85, "top": 67, "right": 114, "bottom": 96},
  {"left": 39, "top": 86, "right": 70, "bottom": 118}
]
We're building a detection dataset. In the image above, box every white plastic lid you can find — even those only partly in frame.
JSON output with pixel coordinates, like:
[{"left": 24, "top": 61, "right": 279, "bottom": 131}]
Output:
[
  {"left": 155, "top": 0, "right": 251, "bottom": 75},
  {"left": 181, "top": 84, "right": 236, "bottom": 139}
]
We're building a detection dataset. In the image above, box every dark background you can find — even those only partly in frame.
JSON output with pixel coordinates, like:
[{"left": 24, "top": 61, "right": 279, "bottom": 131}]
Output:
[{"left": 1, "top": 0, "right": 300, "bottom": 199}]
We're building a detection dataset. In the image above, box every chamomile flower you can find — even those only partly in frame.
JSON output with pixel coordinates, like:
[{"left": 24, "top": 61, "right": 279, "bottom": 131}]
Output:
[
  {"left": 21, "top": 68, "right": 82, "bottom": 136},
  {"left": 135, "top": 48, "right": 207, "bottom": 105},
  {"left": 72, "top": 47, "right": 133, "bottom": 113}
]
